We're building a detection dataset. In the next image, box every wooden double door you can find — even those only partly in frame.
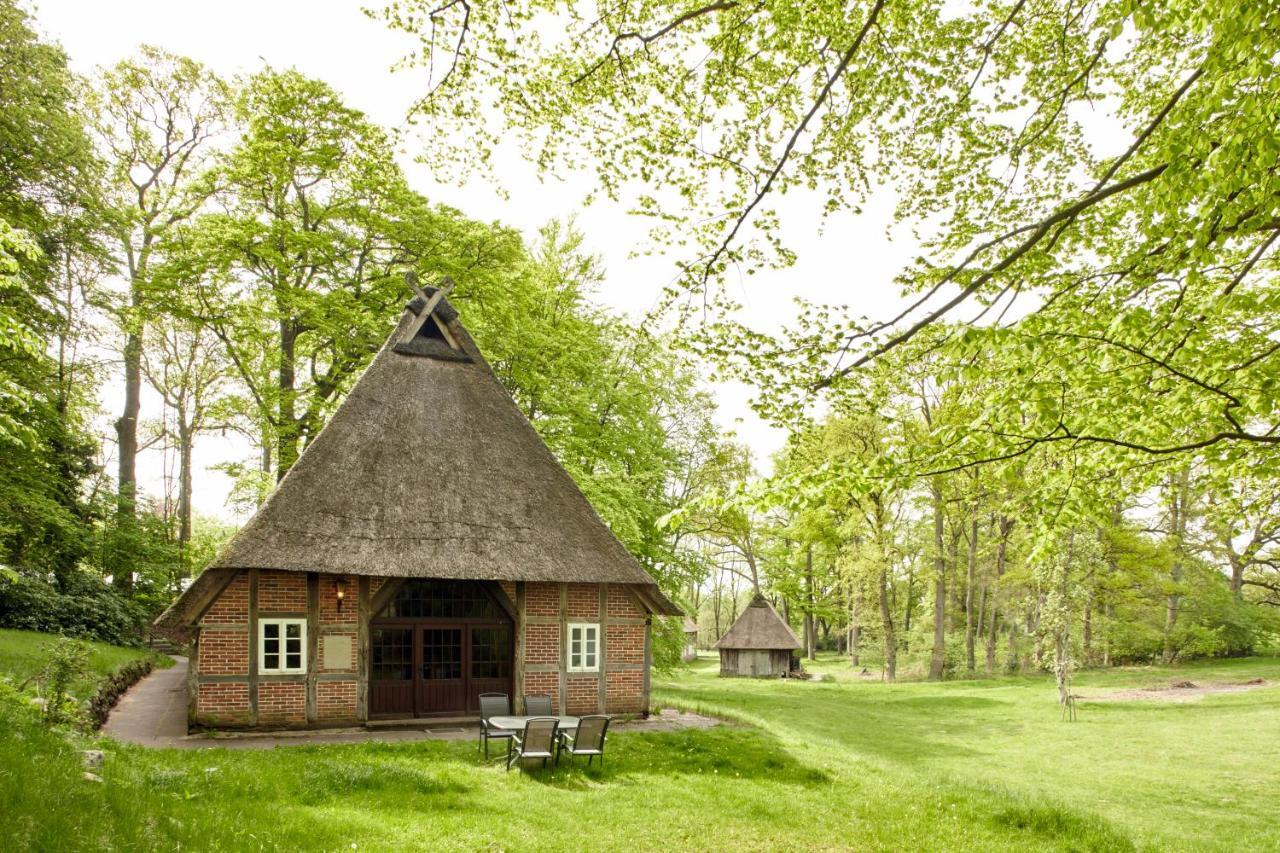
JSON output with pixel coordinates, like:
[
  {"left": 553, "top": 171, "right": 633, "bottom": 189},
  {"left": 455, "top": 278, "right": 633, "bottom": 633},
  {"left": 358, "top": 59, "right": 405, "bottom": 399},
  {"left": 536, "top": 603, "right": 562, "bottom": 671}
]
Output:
[
  {"left": 369, "top": 622, "right": 512, "bottom": 717},
  {"left": 369, "top": 580, "right": 514, "bottom": 719}
]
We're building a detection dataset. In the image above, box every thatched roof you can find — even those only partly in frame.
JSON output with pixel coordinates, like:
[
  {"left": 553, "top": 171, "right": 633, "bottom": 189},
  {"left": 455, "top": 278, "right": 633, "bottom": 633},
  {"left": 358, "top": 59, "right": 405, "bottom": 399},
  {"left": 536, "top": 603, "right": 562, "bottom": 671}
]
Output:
[
  {"left": 683, "top": 617, "right": 699, "bottom": 635},
  {"left": 713, "top": 594, "right": 801, "bottom": 650},
  {"left": 158, "top": 288, "right": 680, "bottom": 632}
]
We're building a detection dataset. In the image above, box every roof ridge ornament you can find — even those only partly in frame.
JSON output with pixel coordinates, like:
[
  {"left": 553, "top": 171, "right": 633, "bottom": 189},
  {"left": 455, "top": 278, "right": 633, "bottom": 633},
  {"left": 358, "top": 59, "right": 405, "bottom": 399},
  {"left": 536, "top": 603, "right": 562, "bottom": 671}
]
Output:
[{"left": 401, "top": 272, "right": 456, "bottom": 343}]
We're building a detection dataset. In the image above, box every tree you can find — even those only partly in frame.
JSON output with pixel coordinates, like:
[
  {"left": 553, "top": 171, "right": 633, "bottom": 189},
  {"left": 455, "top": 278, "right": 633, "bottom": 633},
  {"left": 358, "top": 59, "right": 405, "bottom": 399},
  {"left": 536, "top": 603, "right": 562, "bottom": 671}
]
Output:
[
  {"left": 0, "top": 0, "right": 103, "bottom": 585},
  {"left": 174, "top": 68, "right": 524, "bottom": 481},
  {"left": 140, "top": 317, "right": 232, "bottom": 580},
  {"left": 381, "top": 0, "right": 1280, "bottom": 511},
  {"left": 88, "top": 47, "right": 227, "bottom": 588}
]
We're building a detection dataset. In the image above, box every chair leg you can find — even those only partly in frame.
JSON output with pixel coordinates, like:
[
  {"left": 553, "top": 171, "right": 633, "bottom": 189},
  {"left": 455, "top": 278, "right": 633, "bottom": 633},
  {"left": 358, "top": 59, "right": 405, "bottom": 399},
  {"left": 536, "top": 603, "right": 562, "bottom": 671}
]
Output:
[{"left": 484, "top": 734, "right": 489, "bottom": 759}]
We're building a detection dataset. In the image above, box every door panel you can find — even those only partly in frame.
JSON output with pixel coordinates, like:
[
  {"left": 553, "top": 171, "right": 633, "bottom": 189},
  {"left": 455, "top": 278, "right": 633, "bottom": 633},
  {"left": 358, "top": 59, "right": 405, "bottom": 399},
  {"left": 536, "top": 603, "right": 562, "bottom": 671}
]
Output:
[
  {"left": 467, "top": 625, "right": 512, "bottom": 712},
  {"left": 369, "top": 627, "right": 414, "bottom": 717},
  {"left": 418, "top": 627, "right": 465, "bottom": 713}
]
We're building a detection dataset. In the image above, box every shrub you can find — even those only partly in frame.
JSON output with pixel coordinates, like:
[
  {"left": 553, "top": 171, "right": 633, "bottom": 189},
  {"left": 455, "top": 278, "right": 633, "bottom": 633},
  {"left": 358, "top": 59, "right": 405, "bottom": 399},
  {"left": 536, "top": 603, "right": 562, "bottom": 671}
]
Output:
[
  {"left": 0, "top": 571, "right": 147, "bottom": 645},
  {"left": 33, "top": 635, "right": 90, "bottom": 726}
]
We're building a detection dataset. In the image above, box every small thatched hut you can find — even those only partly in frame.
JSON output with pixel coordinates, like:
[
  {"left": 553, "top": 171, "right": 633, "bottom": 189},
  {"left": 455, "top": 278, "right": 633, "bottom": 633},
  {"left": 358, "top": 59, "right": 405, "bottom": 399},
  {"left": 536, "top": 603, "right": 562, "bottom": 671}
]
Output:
[
  {"left": 156, "top": 285, "right": 681, "bottom": 729},
  {"left": 682, "top": 617, "right": 699, "bottom": 662},
  {"left": 714, "top": 594, "right": 801, "bottom": 677}
]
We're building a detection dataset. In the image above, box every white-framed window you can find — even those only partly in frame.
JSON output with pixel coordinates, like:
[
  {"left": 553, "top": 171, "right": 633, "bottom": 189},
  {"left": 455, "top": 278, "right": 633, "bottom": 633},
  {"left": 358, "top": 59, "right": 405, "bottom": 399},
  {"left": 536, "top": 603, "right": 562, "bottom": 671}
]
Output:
[
  {"left": 259, "top": 619, "right": 306, "bottom": 674},
  {"left": 567, "top": 623, "right": 600, "bottom": 672}
]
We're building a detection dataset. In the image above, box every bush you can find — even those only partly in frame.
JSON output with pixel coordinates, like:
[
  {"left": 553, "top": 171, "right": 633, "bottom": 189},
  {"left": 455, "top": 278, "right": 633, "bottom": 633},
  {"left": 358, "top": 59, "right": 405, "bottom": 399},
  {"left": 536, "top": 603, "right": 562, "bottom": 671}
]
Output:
[
  {"left": 33, "top": 635, "right": 90, "bottom": 727},
  {"left": 0, "top": 572, "right": 147, "bottom": 645}
]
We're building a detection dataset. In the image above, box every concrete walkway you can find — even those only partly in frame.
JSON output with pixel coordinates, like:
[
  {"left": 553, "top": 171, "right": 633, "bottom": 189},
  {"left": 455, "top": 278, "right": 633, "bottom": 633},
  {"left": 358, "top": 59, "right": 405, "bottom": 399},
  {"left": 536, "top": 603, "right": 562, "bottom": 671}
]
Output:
[{"left": 102, "top": 657, "right": 717, "bottom": 750}]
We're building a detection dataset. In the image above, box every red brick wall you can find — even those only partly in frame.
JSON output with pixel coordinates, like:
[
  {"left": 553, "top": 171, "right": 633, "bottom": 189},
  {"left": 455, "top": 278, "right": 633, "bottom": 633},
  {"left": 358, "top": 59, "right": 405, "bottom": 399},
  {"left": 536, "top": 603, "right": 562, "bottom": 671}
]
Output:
[
  {"left": 523, "top": 672, "right": 561, "bottom": 713},
  {"left": 499, "top": 581, "right": 515, "bottom": 603},
  {"left": 197, "top": 682, "right": 251, "bottom": 724},
  {"left": 607, "top": 624, "right": 645, "bottom": 665},
  {"left": 526, "top": 583, "right": 560, "bottom": 616},
  {"left": 201, "top": 573, "right": 248, "bottom": 624},
  {"left": 317, "top": 680, "right": 357, "bottom": 722},
  {"left": 607, "top": 585, "right": 643, "bottom": 619},
  {"left": 567, "top": 584, "right": 599, "bottom": 619},
  {"left": 606, "top": 670, "right": 646, "bottom": 713},
  {"left": 258, "top": 570, "right": 307, "bottom": 612},
  {"left": 319, "top": 574, "right": 357, "bottom": 624},
  {"left": 199, "top": 629, "right": 248, "bottom": 675},
  {"left": 257, "top": 681, "right": 306, "bottom": 725},
  {"left": 525, "top": 624, "right": 560, "bottom": 665},
  {"left": 566, "top": 675, "right": 599, "bottom": 715}
]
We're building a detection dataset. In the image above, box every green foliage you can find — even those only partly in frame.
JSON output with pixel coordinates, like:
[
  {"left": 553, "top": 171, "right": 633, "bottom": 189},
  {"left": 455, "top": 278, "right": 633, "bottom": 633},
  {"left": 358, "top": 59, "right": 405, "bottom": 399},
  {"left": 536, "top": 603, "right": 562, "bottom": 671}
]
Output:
[
  {"left": 33, "top": 635, "right": 91, "bottom": 726},
  {"left": 0, "top": 573, "right": 147, "bottom": 646}
]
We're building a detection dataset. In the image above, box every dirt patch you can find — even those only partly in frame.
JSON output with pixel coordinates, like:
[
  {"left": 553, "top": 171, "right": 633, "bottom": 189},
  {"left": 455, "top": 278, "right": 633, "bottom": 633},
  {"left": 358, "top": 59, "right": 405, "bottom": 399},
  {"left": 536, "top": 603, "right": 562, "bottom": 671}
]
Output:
[
  {"left": 1079, "top": 679, "right": 1271, "bottom": 703},
  {"left": 633, "top": 709, "right": 721, "bottom": 732}
]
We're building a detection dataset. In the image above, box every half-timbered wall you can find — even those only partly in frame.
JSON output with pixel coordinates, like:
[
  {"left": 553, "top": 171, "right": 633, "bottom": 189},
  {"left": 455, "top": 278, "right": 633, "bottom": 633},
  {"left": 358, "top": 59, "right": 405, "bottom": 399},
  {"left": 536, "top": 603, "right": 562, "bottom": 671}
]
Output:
[{"left": 190, "top": 572, "right": 651, "bottom": 729}]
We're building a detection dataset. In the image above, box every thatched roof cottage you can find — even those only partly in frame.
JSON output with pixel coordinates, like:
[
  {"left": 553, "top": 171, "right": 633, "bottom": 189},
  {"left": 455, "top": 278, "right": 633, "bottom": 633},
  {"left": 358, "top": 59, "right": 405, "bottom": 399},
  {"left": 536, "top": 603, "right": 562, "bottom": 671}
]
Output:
[
  {"left": 157, "top": 285, "right": 680, "bottom": 728},
  {"left": 714, "top": 593, "right": 801, "bottom": 677}
]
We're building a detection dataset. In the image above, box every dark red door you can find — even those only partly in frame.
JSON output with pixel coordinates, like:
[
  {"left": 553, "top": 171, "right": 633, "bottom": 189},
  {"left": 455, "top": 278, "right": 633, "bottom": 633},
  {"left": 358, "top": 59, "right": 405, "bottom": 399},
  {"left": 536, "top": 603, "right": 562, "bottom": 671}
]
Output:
[
  {"left": 370, "top": 627, "right": 415, "bottom": 717},
  {"left": 417, "top": 626, "right": 465, "bottom": 714},
  {"left": 369, "top": 580, "right": 514, "bottom": 718}
]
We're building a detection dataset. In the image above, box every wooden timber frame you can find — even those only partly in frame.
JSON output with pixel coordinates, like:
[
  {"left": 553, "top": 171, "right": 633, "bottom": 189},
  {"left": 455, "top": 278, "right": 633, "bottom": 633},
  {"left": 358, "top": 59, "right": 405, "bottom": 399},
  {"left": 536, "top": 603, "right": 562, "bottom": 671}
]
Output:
[
  {"left": 187, "top": 573, "right": 654, "bottom": 727},
  {"left": 516, "top": 582, "right": 651, "bottom": 716}
]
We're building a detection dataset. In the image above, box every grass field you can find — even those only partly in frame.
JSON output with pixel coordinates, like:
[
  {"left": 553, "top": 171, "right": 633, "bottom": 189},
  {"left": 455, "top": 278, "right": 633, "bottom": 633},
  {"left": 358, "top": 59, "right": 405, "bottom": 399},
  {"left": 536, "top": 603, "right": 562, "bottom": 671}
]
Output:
[
  {"left": 0, "top": 628, "right": 168, "bottom": 701},
  {"left": 2, "top": 632, "right": 1277, "bottom": 851}
]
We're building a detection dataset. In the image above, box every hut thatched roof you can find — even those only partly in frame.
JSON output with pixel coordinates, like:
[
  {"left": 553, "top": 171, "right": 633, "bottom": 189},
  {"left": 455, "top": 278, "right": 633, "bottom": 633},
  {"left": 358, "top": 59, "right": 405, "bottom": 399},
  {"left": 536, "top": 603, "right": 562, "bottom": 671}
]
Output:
[
  {"left": 683, "top": 617, "right": 699, "bottom": 635},
  {"left": 158, "top": 288, "right": 680, "bottom": 632},
  {"left": 713, "top": 594, "right": 801, "bottom": 650}
]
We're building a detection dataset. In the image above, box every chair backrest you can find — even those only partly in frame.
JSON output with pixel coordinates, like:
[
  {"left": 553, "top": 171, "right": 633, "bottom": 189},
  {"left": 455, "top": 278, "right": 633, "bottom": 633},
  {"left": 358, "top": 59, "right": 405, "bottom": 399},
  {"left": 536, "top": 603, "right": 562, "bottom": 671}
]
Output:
[
  {"left": 573, "top": 715, "right": 611, "bottom": 751},
  {"left": 524, "top": 694, "right": 553, "bottom": 716},
  {"left": 521, "top": 717, "right": 559, "bottom": 754},
  {"left": 478, "top": 693, "right": 510, "bottom": 722}
]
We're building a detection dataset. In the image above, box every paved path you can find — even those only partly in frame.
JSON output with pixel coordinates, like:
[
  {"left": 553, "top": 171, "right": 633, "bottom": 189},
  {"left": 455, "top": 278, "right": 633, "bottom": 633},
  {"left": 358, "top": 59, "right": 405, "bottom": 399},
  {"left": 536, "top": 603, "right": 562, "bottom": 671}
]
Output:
[{"left": 102, "top": 657, "right": 717, "bottom": 750}]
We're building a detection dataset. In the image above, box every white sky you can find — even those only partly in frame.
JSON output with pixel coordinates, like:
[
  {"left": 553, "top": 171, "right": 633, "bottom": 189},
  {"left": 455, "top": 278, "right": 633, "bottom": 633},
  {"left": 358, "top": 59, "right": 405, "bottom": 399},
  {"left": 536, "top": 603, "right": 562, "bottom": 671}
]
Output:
[{"left": 31, "top": 0, "right": 919, "bottom": 522}]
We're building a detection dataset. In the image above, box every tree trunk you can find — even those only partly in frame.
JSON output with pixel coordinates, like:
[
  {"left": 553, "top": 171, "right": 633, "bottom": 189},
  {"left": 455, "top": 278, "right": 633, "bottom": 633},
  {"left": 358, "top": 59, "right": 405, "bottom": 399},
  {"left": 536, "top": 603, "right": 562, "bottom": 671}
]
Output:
[
  {"left": 964, "top": 514, "right": 977, "bottom": 674},
  {"left": 804, "top": 548, "right": 816, "bottom": 661},
  {"left": 277, "top": 320, "right": 299, "bottom": 481},
  {"left": 177, "top": 417, "right": 194, "bottom": 582},
  {"left": 1163, "top": 470, "right": 1190, "bottom": 663},
  {"left": 113, "top": 319, "right": 142, "bottom": 592},
  {"left": 902, "top": 568, "right": 913, "bottom": 651},
  {"left": 849, "top": 583, "right": 861, "bottom": 667},
  {"left": 929, "top": 484, "right": 947, "bottom": 681},
  {"left": 879, "top": 567, "right": 897, "bottom": 682},
  {"left": 985, "top": 521, "right": 1009, "bottom": 675}
]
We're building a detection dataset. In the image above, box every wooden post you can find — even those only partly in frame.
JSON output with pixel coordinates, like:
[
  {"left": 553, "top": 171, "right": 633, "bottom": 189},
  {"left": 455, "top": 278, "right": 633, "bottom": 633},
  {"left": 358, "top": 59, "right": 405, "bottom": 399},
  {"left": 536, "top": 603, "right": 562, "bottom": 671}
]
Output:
[
  {"left": 356, "top": 576, "right": 370, "bottom": 722},
  {"left": 306, "top": 572, "right": 319, "bottom": 725},
  {"left": 248, "top": 569, "right": 259, "bottom": 726},
  {"left": 643, "top": 615, "right": 653, "bottom": 716},
  {"left": 513, "top": 581, "right": 526, "bottom": 715},
  {"left": 598, "top": 584, "right": 609, "bottom": 713},
  {"left": 187, "top": 633, "right": 199, "bottom": 729},
  {"left": 558, "top": 583, "right": 568, "bottom": 715}
]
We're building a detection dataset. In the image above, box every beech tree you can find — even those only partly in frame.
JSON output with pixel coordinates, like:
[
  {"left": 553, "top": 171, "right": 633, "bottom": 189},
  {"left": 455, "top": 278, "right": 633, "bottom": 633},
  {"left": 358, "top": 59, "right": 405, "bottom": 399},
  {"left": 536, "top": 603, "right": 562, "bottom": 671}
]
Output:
[{"left": 88, "top": 48, "right": 226, "bottom": 587}]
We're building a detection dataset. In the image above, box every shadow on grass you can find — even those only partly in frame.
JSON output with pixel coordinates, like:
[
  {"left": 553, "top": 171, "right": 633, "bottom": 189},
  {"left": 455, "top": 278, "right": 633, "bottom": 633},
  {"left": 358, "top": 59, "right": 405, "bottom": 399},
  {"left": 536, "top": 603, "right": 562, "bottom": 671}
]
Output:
[
  {"left": 991, "top": 800, "right": 1136, "bottom": 852},
  {"left": 491, "top": 726, "right": 832, "bottom": 790}
]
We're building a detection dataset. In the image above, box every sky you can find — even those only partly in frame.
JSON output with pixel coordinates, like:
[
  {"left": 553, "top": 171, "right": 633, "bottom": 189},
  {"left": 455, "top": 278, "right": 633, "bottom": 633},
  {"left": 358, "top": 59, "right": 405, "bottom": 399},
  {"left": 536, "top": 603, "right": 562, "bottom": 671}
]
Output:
[{"left": 31, "top": 0, "right": 919, "bottom": 521}]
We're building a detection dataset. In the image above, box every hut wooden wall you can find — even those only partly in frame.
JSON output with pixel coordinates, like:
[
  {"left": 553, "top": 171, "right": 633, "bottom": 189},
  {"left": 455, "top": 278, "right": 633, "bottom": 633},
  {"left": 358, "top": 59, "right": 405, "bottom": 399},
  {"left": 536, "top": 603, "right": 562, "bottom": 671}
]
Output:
[{"left": 718, "top": 648, "right": 793, "bottom": 678}]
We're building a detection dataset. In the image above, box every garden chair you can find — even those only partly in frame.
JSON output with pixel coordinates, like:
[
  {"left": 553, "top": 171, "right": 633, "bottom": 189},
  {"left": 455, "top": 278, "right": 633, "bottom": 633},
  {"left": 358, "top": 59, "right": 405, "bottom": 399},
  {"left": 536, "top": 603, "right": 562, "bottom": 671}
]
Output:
[
  {"left": 557, "top": 714, "right": 611, "bottom": 768},
  {"left": 524, "top": 693, "right": 553, "bottom": 716},
  {"left": 507, "top": 717, "right": 559, "bottom": 772},
  {"left": 478, "top": 693, "right": 515, "bottom": 759}
]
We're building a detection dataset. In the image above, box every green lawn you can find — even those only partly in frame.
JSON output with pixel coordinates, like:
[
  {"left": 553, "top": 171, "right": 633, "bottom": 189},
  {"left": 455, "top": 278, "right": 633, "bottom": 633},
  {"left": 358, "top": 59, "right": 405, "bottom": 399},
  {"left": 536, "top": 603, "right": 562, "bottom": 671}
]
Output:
[
  {"left": 3, "top": 639, "right": 1278, "bottom": 851},
  {"left": 0, "top": 628, "right": 169, "bottom": 701}
]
